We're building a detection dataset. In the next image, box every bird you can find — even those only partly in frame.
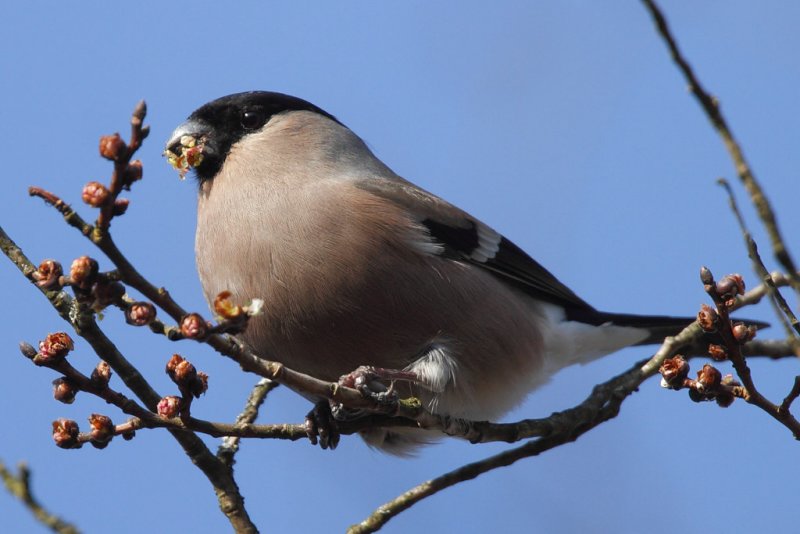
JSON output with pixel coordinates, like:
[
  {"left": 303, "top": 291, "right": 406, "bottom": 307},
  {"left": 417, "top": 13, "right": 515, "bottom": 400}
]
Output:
[{"left": 165, "top": 91, "right": 699, "bottom": 454}]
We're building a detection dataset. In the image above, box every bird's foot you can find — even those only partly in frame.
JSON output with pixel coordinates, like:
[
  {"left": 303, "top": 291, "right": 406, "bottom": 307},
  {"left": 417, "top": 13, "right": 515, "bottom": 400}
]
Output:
[
  {"left": 304, "top": 400, "right": 340, "bottom": 450},
  {"left": 338, "top": 365, "right": 418, "bottom": 405}
]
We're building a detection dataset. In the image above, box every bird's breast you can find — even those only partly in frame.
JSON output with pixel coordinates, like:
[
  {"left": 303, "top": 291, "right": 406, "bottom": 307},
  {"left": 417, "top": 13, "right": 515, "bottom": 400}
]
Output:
[{"left": 194, "top": 174, "right": 443, "bottom": 377}]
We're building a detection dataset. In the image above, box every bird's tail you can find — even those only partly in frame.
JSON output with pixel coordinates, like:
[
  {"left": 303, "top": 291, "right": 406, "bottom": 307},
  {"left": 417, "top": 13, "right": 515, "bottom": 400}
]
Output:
[{"left": 589, "top": 311, "right": 769, "bottom": 346}]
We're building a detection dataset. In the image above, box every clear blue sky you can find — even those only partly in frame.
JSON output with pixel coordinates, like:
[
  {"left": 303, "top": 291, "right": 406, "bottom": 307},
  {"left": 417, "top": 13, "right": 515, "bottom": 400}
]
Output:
[{"left": 2, "top": 2, "right": 799, "bottom": 533}]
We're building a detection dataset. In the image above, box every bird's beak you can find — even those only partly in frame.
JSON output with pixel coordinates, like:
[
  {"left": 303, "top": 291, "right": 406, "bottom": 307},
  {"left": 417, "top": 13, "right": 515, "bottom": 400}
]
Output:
[{"left": 164, "top": 119, "right": 210, "bottom": 179}]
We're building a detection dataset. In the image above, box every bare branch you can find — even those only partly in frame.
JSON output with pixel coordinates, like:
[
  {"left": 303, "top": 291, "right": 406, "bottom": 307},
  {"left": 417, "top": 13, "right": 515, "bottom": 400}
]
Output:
[
  {"left": 641, "top": 0, "right": 800, "bottom": 295},
  {"left": 1, "top": 460, "right": 80, "bottom": 534},
  {"left": 717, "top": 178, "right": 800, "bottom": 338},
  {"left": 217, "top": 379, "right": 280, "bottom": 466}
]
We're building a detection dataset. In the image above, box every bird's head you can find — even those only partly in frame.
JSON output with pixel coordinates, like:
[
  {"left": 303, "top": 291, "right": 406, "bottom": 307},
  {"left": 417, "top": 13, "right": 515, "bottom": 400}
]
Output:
[{"left": 164, "top": 91, "right": 339, "bottom": 182}]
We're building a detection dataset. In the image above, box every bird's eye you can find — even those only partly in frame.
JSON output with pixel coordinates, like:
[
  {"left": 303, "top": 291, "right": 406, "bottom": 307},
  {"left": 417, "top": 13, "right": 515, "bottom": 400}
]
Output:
[{"left": 240, "top": 110, "right": 267, "bottom": 130}]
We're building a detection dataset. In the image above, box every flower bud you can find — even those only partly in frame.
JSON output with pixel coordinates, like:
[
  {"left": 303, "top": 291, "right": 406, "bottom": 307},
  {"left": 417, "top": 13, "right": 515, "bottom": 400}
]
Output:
[
  {"left": 700, "top": 266, "right": 714, "bottom": 286},
  {"left": 90, "top": 361, "right": 112, "bottom": 388},
  {"left": 213, "top": 291, "right": 243, "bottom": 320},
  {"left": 157, "top": 396, "right": 182, "bottom": 418},
  {"left": 52, "top": 377, "right": 78, "bottom": 404},
  {"left": 132, "top": 100, "right": 147, "bottom": 122},
  {"left": 123, "top": 160, "right": 143, "bottom": 185},
  {"left": 732, "top": 322, "right": 756, "bottom": 344},
  {"left": 175, "top": 359, "right": 197, "bottom": 383},
  {"left": 707, "top": 344, "right": 728, "bottom": 361},
  {"left": 32, "top": 259, "right": 63, "bottom": 290},
  {"left": 180, "top": 313, "right": 208, "bottom": 339},
  {"left": 165, "top": 353, "right": 181, "bottom": 374},
  {"left": 69, "top": 256, "right": 99, "bottom": 288},
  {"left": 697, "top": 304, "right": 719, "bottom": 333},
  {"left": 88, "top": 414, "right": 114, "bottom": 444},
  {"left": 36, "top": 332, "right": 74, "bottom": 364},
  {"left": 99, "top": 133, "right": 126, "bottom": 161},
  {"left": 716, "top": 274, "right": 745, "bottom": 302},
  {"left": 81, "top": 181, "right": 110, "bottom": 207},
  {"left": 166, "top": 354, "right": 195, "bottom": 382},
  {"left": 659, "top": 355, "right": 689, "bottom": 389},
  {"left": 126, "top": 302, "right": 156, "bottom": 326},
  {"left": 166, "top": 354, "right": 208, "bottom": 398},
  {"left": 696, "top": 364, "right": 722, "bottom": 392},
  {"left": 52, "top": 419, "right": 80, "bottom": 449},
  {"left": 113, "top": 198, "right": 130, "bottom": 216},
  {"left": 19, "top": 341, "right": 37, "bottom": 359},
  {"left": 191, "top": 372, "right": 209, "bottom": 398}
]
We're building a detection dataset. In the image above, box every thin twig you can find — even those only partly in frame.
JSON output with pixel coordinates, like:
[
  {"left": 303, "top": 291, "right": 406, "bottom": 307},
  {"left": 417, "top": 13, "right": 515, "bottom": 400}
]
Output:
[
  {"left": 218, "top": 379, "right": 280, "bottom": 466},
  {"left": 641, "top": 0, "right": 800, "bottom": 295},
  {"left": 1, "top": 460, "right": 80, "bottom": 534},
  {"left": 736, "top": 272, "right": 793, "bottom": 308},
  {"left": 717, "top": 178, "right": 800, "bottom": 338},
  {"left": 779, "top": 377, "right": 800, "bottom": 415}
]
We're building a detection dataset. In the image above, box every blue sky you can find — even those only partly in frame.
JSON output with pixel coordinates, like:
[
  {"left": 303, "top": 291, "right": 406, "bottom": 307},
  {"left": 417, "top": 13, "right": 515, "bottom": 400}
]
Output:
[{"left": 2, "top": 2, "right": 799, "bottom": 533}]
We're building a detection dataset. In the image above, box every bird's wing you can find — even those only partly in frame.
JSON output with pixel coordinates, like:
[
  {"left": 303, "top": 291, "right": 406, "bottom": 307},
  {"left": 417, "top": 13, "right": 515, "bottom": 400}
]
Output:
[{"left": 355, "top": 176, "right": 595, "bottom": 313}]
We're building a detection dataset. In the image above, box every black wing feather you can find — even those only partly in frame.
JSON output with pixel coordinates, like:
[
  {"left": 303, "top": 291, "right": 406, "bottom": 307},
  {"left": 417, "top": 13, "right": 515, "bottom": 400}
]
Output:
[{"left": 421, "top": 218, "right": 595, "bottom": 314}]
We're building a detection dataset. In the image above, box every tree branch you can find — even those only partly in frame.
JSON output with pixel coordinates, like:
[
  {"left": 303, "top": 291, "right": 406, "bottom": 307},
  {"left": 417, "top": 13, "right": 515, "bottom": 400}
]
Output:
[
  {"left": 1, "top": 460, "right": 80, "bottom": 534},
  {"left": 349, "top": 324, "right": 702, "bottom": 532},
  {"left": 641, "top": 0, "right": 800, "bottom": 295},
  {"left": 1, "top": 223, "right": 259, "bottom": 533}
]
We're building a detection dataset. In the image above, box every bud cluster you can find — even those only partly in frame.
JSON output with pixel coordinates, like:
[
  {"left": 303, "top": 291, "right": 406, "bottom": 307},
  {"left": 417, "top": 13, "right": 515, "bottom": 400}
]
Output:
[
  {"left": 659, "top": 355, "right": 741, "bottom": 408},
  {"left": 661, "top": 268, "right": 762, "bottom": 410},
  {"left": 166, "top": 354, "right": 208, "bottom": 399},
  {"left": 90, "top": 114, "right": 149, "bottom": 228}
]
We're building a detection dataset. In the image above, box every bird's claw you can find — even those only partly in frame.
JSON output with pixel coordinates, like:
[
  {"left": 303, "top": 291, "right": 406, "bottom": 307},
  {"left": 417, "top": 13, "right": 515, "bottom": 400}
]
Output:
[
  {"left": 305, "top": 400, "right": 340, "bottom": 450},
  {"left": 338, "top": 365, "right": 418, "bottom": 405}
]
